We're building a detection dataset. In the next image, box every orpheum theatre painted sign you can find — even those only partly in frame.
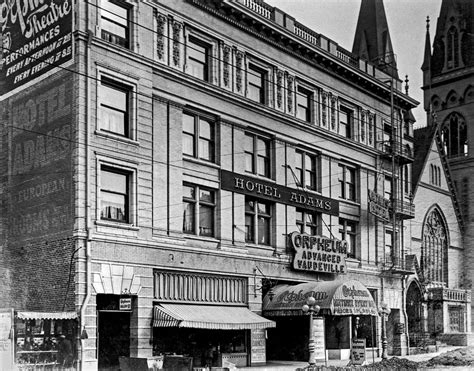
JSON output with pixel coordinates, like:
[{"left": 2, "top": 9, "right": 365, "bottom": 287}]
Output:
[
  {"left": 0, "top": 0, "right": 73, "bottom": 96},
  {"left": 290, "top": 232, "right": 347, "bottom": 274}
]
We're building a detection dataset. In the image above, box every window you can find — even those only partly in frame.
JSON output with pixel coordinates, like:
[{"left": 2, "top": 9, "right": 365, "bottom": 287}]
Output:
[
  {"left": 338, "top": 164, "right": 356, "bottom": 201},
  {"left": 422, "top": 208, "right": 448, "bottom": 284},
  {"left": 99, "top": 78, "right": 130, "bottom": 137},
  {"left": 385, "top": 229, "right": 394, "bottom": 263},
  {"left": 384, "top": 176, "right": 392, "bottom": 200},
  {"left": 446, "top": 26, "right": 459, "bottom": 69},
  {"left": 183, "top": 184, "right": 215, "bottom": 237},
  {"left": 248, "top": 64, "right": 266, "bottom": 104},
  {"left": 183, "top": 112, "right": 215, "bottom": 162},
  {"left": 296, "top": 209, "right": 319, "bottom": 235},
  {"left": 404, "top": 165, "right": 410, "bottom": 194},
  {"left": 187, "top": 36, "right": 210, "bottom": 81},
  {"left": 430, "top": 164, "right": 442, "bottom": 187},
  {"left": 296, "top": 86, "right": 312, "bottom": 122},
  {"left": 294, "top": 150, "right": 317, "bottom": 191},
  {"left": 441, "top": 113, "right": 468, "bottom": 158},
  {"left": 339, "top": 107, "right": 353, "bottom": 138},
  {"left": 101, "top": 0, "right": 130, "bottom": 48},
  {"left": 338, "top": 219, "right": 357, "bottom": 259},
  {"left": 100, "top": 167, "right": 130, "bottom": 223},
  {"left": 244, "top": 133, "right": 270, "bottom": 178},
  {"left": 245, "top": 198, "right": 272, "bottom": 245}
]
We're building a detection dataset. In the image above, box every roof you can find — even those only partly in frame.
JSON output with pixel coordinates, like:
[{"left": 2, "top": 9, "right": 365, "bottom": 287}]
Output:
[{"left": 413, "top": 125, "right": 437, "bottom": 192}]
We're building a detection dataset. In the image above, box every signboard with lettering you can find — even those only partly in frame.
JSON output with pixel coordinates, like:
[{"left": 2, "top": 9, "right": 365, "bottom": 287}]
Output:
[
  {"left": 0, "top": 0, "right": 73, "bottom": 97},
  {"left": 313, "top": 317, "right": 326, "bottom": 361},
  {"left": 290, "top": 232, "right": 347, "bottom": 274},
  {"left": 0, "top": 309, "right": 13, "bottom": 371},
  {"left": 7, "top": 71, "right": 73, "bottom": 240},
  {"left": 368, "top": 190, "right": 390, "bottom": 222},
  {"left": 250, "top": 328, "right": 266, "bottom": 365},
  {"left": 351, "top": 338, "right": 366, "bottom": 365},
  {"left": 119, "top": 298, "right": 132, "bottom": 311},
  {"left": 221, "top": 170, "right": 339, "bottom": 216},
  {"left": 263, "top": 279, "right": 378, "bottom": 317}
]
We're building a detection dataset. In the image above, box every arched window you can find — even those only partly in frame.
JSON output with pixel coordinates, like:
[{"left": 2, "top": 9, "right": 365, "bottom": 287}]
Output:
[
  {"left": 447, "top": 26, "right": 459, "bottom": 69},
  {"left": 422, "top": 208, "right": 448, "bottom": 285},
  {"left": 441, "top": 113, "right": 468, "bottom": 157}
]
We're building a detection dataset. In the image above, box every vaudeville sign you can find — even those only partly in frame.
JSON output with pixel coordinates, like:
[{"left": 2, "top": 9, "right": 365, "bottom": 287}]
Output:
[
  {"left": 0, "top": 0, "right": 73, "bottom": 96},
  {"left": 290, "top": 231, "right": 347, "bottom": 274}
]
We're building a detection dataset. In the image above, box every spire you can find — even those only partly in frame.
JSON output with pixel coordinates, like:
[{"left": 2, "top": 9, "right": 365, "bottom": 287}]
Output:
[
  {"left": 421, "top": 16, "right": 431, "bottom": 72},
  {"left": 352, "top": 0, "right": 399, "bottom": 79}
]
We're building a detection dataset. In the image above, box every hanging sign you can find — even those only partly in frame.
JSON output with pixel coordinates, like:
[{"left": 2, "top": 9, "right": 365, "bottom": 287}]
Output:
[
  {"left": 290, "top": 232, "right": 347, "bottom": 274},
  {"left": 368, "top": 190, "right": 390, "bottom": 222}
]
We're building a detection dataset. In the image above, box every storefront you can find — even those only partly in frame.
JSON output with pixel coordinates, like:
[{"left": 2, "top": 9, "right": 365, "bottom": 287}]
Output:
[
  {"left": 13, "top": 311, "right": 78, "bottom": 370},
  {"left": 152, "top": 270, "right": 275, "bottom": 368},
  {"left": 263, "top": 279, "right": 378, "bottom": 361}
]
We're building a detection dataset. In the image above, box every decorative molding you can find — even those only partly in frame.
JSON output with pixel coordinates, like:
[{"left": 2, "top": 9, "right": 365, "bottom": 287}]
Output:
[
  {"left": 156, "top": 12, "right": 167, "bottom": 61},
  {"left": 330, "top": 94, "right": 337, "bottom": 130},
  {"left": 223, "top": 44, "right": 231, "bottom": 87},
  {"left": 321, "top": 91, "right": 328, "bottom": 127},
  {"left": 235, "top": 49, "right": 244, "bottom": 93},
  {"left": 276, "top": 69, "right": 283, "bottom": 109},
  {"left": 93, "top": 263, "right": 142, "bottom": 295},
  {"left": 287, "top": 74, "right": 294, "bottom": 113},
  {"left": 172, "top": 20, "right": 182, "bottom": 67}
]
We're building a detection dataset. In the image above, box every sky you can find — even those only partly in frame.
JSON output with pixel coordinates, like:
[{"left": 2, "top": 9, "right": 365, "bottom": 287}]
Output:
[{"left": 266, "top": 0, "right": 443, "bottom": 126}]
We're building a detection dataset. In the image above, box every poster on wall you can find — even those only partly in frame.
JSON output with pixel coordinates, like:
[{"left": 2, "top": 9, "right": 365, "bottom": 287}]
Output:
[{"left": 0, "top": 0, "right": 73, "bottom": 97}]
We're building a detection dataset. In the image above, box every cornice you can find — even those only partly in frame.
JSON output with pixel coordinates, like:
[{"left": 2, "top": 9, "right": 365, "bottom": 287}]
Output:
[{"left": 187, "top": 0, "right": 417, "bottom": 110}]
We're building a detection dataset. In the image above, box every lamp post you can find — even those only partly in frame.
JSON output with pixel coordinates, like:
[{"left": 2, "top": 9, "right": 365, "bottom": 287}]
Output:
[
  {"left": 302, "top": 296, "right": 320, "bottom": 367},
  {"left": 378, "top": 302, "right": 391, "bottom": 359}
]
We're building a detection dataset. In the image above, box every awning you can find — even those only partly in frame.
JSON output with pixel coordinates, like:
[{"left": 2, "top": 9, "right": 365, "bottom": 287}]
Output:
[
  {"left": 16, "top": 311, "right": 78, "bottom": 320},
  {"left": 263, "top": 279, "right": 378, "bottom": 317},
  {"left": 153, "top": 304, "right": 276, "bottom": 330}
]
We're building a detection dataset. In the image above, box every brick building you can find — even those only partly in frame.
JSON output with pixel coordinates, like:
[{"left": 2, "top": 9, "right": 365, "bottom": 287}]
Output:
[{"left": 0, "top": 0, "right": 468, "bottom": 370}]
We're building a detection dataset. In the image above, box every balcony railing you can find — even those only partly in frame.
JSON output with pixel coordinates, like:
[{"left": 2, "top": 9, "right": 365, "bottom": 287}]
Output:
[
  {"left": 242, "top": 0, "right": 272, "bottom": 19},
  {"left": 429, "top": 287, "right": 471, "bottom": 303},
  {"left": 392, "top": 199, "right": 415, "bottom": 219},
  {"left": 294, "top": 21, "right": 320, "bottom": 48}
]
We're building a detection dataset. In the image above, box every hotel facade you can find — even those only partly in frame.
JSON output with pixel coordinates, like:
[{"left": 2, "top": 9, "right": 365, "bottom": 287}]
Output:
[{"left": 0, "top": 0, "right": 470, "bottom": 369}]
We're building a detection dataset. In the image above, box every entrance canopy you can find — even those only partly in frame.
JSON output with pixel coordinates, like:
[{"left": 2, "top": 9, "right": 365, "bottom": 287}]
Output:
[
  {"left": 16, "top": 311, "right": 78, "bottom": 320},
  {"left": 263, "top": 279, "right": 378, "bottom": 317},
  {"left": 153, "top": 304, "right": 276, "bottom": 330}
]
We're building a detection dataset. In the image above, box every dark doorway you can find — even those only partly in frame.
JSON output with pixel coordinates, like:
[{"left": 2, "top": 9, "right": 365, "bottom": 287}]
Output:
[
  {"left": 266, "top": 316, "right": 308, "bottom": 361},
  {"left": 97, "top": 295, "right": 131, "bottom": 370}
]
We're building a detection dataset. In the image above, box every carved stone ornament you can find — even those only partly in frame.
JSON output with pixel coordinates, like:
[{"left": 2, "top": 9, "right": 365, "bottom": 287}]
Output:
[
  {"left": 321, "top": 91, "right": 328, "bottom": 126},
  {"left": 223, "top": 45, "right": 231, "bottom": 87},
  {"left": 172, "top": 21, "right": 182, "bottom": 67},
  {"left": 156, "top": 13, "right": 166, "bottom": 61},
  {"left": 276, "top": 70, "right": 283, "bottom": 109},
  {"left": 235, "top": 50, "right": 243, "bottom": 93},
  {"left": 287, "top": 75, "right": 294, "bottom": 113},
  {"left": 330, "top": 95, "right": 337, "bottom": 130},
  {"left": 360, "top": 110, "right": 366, "bottom": 142},
  {"left": 368, "top": 113, "right": 374, "bottom": 145}
]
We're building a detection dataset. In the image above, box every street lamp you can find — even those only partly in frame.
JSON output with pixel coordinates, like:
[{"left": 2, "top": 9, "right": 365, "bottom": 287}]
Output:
[
  {"left": 302, "top": 296, "right": 321, "bottom": 367},
  {"left": 378, "top": 301, "right": 391, "bottom": 359}
]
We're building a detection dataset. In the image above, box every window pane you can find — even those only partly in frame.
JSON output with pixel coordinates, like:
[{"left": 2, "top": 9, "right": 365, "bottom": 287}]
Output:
[
  {"left": 100, "top": 106, "right": 125, "bottom": 135},
  {"left": 245, "top": 153, "right": 254, "bottom": 173},
  {"left": 103, "top": 1, "right": 128, "bottom": 25},
  {"left": 183, "top": 133, "right": 194, "bottom": 156},
  {"left": 257, "top": 202, "right": 269, "bottom": 215},
  {"left": 183, "top": 114, "right": 195, "bottom": 134},
  {"left": 200, "top": 189, "right": 213, "bottom": 203},
  {"left": 245, "top": 200, "right": 254, "bottom": 213},
  {"left": 198, "top": 138, "right": 211, "bottom": 160},
  {"left": 200, "top": 120, "right": 211, "bottom": 140},
  {"left": 199, "top": 205, "right": 213, "bottom": 236},
  {"left": 102, "top": 170, "right": 127, "bottom": 193},
  {"left": 245, "top": 215, "right": 254, "bottom": 242},
  {"left": 101, "top": 84, "right": 127, "bottom": 109},
  {"left": 102, "top": 18, "right": 127, "bottom": 39},
  {"left": 183, "top": 202, "right": 195, "bottom": 233},
  {"left": 258, "top": 217, "right": 270, "bottom": 244},
  {"left": 256, "top": 138, "right": 268, "bottom": 154},
  {"left": 257, "top": 156, "right": 269, "bottom": 177},
  {"left": 183, "top": 185, "right": 195, "bottom": 200},
  {"left": 101, "top": 192, "right": 126, "bottom": 221},
  {"left": 296, "top": 211, "right": 303, "bottom": 223}
]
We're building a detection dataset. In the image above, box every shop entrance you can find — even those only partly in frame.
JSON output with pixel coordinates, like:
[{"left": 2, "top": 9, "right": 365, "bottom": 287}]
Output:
[
  {"left": 97, "top": 295, "right": 131, "bottom": 370},
  {"left": 266, "top": 316, "right": 308, "bottom": 361}
]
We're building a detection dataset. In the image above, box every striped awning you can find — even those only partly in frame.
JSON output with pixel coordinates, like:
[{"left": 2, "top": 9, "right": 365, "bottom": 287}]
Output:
[
  {"left": 153, "top": 304, "right": 276, "bottom": 330},
  {"left": 16, "top": 312, "right": 78, "bottom": 320}
]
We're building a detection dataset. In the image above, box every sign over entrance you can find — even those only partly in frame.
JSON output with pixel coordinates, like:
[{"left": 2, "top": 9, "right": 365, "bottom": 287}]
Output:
[{"left": 290, "top": 232, "right": 347, "bottom": 274}]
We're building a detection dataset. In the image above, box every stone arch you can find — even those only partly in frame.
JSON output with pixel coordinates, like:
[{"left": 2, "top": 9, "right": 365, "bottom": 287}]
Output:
[
  {"left": 431, "top": 95, "right": 442, "bottom": 111},
  {"left": 406, "top": 280, "right": 424, "bottom": 347},
  {"left": 463, "top": 85, "right": 474, "bottom": 102},
  {"left": 440, "top": 112, "right": 467, "bottom": 157},
  {"left": 445, "top": 89, "right": 459, "bottom": 107}
]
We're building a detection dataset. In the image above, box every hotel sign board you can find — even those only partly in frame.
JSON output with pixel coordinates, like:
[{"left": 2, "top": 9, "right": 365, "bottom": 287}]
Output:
[
  {"left": 221, "top": 170, "right": 339, "bottom": 216},
  {"left": 290, "top": 232, "right": 347, "bottom": 274},
  {"left": 368, "top": 190, "right": 390, "bottom": 222},
  {"left": 0, "top": 0, "right": 73, "bottom": 97}
]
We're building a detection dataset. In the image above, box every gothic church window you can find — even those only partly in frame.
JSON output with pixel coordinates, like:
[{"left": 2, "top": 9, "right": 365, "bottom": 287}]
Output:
[
  {"left": 422, "top": 208, "right": 448, "bottom": 285},
  {"left": 446, "top": 26, "right": 459, "bottom": 69},
  {"left": 441, "top": 113, "right": 467, "bottom": 158}
]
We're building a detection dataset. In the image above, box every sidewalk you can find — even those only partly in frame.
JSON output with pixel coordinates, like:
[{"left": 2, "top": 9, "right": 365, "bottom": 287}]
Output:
[{"left": 238, "top": 346, "right": 464, "bottom": 370}]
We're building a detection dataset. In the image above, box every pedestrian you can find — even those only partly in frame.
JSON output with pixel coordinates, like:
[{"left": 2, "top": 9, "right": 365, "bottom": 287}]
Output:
[{"left": 57, "top": 334, "right": 73, "bottom": 370}]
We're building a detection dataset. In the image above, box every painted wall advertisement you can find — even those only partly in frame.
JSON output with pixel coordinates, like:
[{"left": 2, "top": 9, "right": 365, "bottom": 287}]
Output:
[
  {"left": 0, "top": 0, "right": 73, "bottom": 97},
  {"left": 8, "top": 72, "right": 73, "bottom": 240}
]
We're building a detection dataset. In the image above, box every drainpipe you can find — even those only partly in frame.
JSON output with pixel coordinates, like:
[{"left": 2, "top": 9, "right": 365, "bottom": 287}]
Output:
[
  {"left": 402, "top": 276, "right": 410, "bottom": 355},
  {"left": 80, "top": 2, "right": 93, "bottom": 369}
]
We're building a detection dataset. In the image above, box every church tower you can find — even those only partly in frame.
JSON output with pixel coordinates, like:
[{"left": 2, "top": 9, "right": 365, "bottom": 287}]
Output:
[{"left": 422, "top": 0, "right": 474, "bottom": 330}]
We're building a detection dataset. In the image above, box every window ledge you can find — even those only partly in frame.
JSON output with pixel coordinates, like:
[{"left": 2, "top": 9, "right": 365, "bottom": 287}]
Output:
[
  {"left": 95, "top": 130, "right": 139, "bottom": 146},
  {"left": 183, "top": 156, "right": 220, "bottom": 169},
  {"left": 184, "top": 234, "right": 219, "bottom": 243},
  {"left": 96, "top": 220, "right": 140, "bottom": 231},
  {"left": 338, "top": 198, "right": 360, "bottom": 206},
  {"left": 244, "top": 243, "right": 274, "bottom": 252}
]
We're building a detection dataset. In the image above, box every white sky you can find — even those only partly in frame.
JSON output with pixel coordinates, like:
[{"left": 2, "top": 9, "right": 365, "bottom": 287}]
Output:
[{"left": 266, "top": 0, "right": 443, "bottom": 126}]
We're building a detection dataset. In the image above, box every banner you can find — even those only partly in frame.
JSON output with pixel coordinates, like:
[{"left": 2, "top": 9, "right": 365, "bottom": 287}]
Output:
[{"left": 0, "top": 0, "right": 73, "bottom": 96}]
